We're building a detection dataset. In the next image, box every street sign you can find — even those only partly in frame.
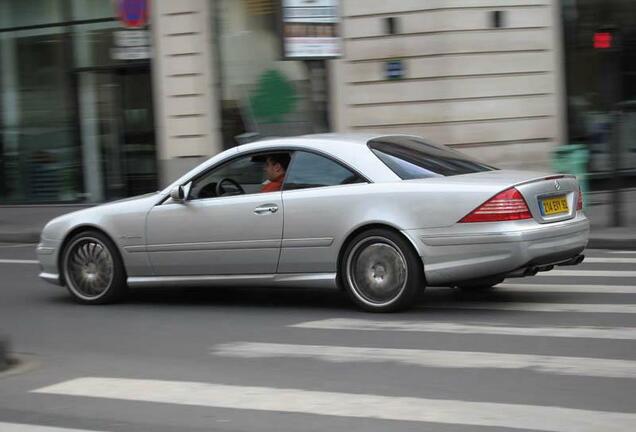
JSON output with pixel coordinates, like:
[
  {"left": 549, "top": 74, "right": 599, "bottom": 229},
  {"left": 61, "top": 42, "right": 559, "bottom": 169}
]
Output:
[
  {"left": 111, "top": 30, "right": 151, "bottom": 60},
  {"left": 111, "top": 1, "right": 151, "bottom": 60},
  {"left": 385, "top": 60, "right": 404, "bottom": 80},
  {"left": 114, "top": 0, "right": 150, "bottom": 28},
  {"left": 281, "top": 0, "right": 341, "bottom": 59}
]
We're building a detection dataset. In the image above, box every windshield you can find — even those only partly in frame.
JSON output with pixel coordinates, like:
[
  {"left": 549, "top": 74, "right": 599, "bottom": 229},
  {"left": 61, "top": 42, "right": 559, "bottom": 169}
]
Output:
[{"left": 368, "top": 136, "right": 496, "bottom": 179}]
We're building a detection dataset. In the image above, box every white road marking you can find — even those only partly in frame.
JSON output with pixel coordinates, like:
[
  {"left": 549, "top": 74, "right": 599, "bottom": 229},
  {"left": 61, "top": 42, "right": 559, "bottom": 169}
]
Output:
[
  {"left": 0, "top": 259, "right": 38, "bottom": 264},
  {"left": 32, "top": 377, "right": 636, "bottom": 432},
  {"left": 583, "top": 257, "right": 636, "bottom": 264},
  {"left": 606, "top": 250, "right": 636, "bottom": 254},
  {"left": 291, "top": 318, "right": 636, "bottom": 340},
  {"left": 424, "top": 302, "right": 636, "bottom": 314},
  {"left": 537, "top": 270, "right": 636, "bottom": 277},
  {"left": 497, "top": 283, "right": 636, "bottom": 294},
  {"left": 0, "top": 422, "right": 106, "bottom": 432},
  {"left": 212, "top": 342, "right": 636, "bottom": 379}
]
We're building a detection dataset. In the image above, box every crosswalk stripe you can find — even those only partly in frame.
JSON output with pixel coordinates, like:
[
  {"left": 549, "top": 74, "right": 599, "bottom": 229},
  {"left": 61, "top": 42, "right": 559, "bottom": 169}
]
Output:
[
  {"left": 424, "top": 302, "right": 636, "bottom": 314},
  {"left": 291, "top": 318, "right": 636, "bottom": 340},
  {"left": 496, "top": 283, "right": 636, "bottom": 294},
  {"left": 584, "top": 257, "right": 636, "bottom": 264},
  {"left": 538, "top": 270, "right": 636, "bottom": 277},
  {"left": 0, "top": 259, "right": 38, "bottom": 264},
  {"left": 0, "top": 422, "right": 105, "bottom": 432},
  {"left": 212, "top": 342, "right": 636, "bottom": 379},
  {"left": 32, "top": 377, "right": 636, "bottom": 432}
]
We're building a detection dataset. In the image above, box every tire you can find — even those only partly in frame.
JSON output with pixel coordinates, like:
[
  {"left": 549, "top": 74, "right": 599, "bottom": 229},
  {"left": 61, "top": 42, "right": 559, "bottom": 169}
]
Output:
[
  {"left": 340, "top": 228, "right": 423, "bottom": 312},
  {"left": 456, "top": 277, "right": 504, "bottom": 292},
  {"left": 61, "top": 230, "right": 128, "bottom": 304}
]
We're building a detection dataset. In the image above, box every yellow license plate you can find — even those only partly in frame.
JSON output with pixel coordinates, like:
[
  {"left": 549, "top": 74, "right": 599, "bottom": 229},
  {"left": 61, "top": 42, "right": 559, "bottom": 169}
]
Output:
[{"left": 542, "top": 196, "right": 569, "bottom": 215}]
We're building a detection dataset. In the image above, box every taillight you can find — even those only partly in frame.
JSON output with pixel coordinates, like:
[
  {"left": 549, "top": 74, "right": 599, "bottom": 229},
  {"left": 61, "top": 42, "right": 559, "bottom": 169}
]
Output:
[
  {"left": 577, "top": 187, "right": 583, "bottom": 211},
  {"left": 459, "top": 187, "right": 532, "bottom": 223}
]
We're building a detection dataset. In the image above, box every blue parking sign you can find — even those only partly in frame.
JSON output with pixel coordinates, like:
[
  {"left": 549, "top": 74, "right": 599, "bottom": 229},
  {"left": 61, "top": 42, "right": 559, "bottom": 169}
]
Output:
[{"left": 385, "top": 60, "right": 404, "bottom": 80}]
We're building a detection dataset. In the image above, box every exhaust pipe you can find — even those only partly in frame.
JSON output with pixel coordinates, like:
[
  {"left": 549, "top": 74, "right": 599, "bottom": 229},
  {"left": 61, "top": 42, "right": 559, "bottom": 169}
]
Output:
[
  {"left": 506, "top": 254, "right": 584, "bottom": 278},
  {"left": 535, "top": 264, "right": 554, "bottom": 273}
]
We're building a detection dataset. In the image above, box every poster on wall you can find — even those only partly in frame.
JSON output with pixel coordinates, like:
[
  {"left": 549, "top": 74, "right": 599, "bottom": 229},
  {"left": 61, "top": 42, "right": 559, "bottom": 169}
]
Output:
[{"left": 281, "top": 0, "right": 341, "bottom": 59}]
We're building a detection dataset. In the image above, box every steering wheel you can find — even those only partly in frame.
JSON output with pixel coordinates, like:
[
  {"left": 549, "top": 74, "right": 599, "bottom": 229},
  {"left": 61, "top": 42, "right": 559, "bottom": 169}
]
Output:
[{"left": 215, "top": 177, "right": 245, "bottom": 196}]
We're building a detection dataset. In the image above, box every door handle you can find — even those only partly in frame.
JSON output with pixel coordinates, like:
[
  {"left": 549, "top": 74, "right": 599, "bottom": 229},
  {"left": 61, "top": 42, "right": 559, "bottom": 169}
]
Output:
[{"left": 254, "top": 204, "right": 278, "bottom": 215}]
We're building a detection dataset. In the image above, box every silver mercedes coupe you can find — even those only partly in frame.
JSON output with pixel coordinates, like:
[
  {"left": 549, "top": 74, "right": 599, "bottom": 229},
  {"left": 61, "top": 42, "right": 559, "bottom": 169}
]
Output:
[{"left": 37, "top": 134, "right": 589, "bottom": 312}]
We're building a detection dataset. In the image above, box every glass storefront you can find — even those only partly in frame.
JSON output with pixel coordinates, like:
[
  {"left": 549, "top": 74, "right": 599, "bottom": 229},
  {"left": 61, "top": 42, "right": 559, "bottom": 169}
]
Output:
[
  {"left": 0, "top": 0, "right": 156, "bottom": 203},
  {"left": 217, "top": 0, "right": 329, "bottom": 147},
  {"left": 562, "top": 0, "right": 636, "bottom": 175}
]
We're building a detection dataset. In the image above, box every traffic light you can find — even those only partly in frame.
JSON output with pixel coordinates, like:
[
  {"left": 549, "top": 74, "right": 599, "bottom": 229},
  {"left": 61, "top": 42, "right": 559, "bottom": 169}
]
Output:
[
  {"left": 594, "top": 32, "right": 613, "bottom": 49},
  {"left": 593, "top": 27, "right": 620, "bottom": 51}
]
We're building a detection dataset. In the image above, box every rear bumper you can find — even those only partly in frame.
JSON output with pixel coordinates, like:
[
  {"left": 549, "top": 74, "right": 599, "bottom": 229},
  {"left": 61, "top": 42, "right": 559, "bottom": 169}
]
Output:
[{"left": 403, "top": 214, "right": 590, "bottom": 286}]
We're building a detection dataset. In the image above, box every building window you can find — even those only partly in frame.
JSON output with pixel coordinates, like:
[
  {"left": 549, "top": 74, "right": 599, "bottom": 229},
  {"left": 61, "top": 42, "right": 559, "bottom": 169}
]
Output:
[
  {"left": 562, "top": 0, "right": 636, "bottom": 174},
  {"left": 0, "top": 23, "right": 79, "bottom": 202},
  {"left": 0, "top": 0, "right": 156, "bottom": 204},
  {"left": 217, "top": 0, "right": 327, "bottom": 148}
]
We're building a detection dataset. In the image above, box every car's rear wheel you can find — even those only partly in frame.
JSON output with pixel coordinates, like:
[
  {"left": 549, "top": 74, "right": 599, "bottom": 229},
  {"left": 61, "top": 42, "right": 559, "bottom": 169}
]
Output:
[
  {"left": 341, "top": 229, "right": 423, "bottom": 312},
  {"left": 62, "top": 230, "right": 127, "bottom": 304}
]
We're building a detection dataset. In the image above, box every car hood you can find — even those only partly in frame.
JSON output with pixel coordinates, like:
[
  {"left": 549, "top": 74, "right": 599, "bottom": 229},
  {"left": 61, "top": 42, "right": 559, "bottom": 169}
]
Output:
[{"left": 41, "top": 192, "right": 161, "bottom": 241}]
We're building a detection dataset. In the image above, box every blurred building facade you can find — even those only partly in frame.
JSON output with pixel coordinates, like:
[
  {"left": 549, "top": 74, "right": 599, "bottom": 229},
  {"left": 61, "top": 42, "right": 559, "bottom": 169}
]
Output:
[
  {"left": 0, "top": 0, "right": 634, "bottom": 204},
  {"left": 331, "top": 0, "right": 565, "bottom": 171}
]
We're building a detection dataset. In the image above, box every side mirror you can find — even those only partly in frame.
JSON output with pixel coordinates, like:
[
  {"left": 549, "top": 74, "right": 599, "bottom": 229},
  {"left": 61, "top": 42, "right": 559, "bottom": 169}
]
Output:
[{"left": 169, "top": 186, "right": 185, "bottom": 203}]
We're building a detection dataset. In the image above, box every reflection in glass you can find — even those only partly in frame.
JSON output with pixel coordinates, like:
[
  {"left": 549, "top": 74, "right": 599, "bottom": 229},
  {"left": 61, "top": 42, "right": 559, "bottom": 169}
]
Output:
[{"left": 0, "top": 28, "right": 79, "bottom": 202}]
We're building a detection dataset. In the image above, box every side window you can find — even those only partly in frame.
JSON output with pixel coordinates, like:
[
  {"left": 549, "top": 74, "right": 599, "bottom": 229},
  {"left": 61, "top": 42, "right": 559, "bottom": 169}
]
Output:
[
  {"left": 283, "top": 152, "right": 365, "bottom": 191},
  {"left": 189, "top": 151, "right": 290, "bottom": 199}
]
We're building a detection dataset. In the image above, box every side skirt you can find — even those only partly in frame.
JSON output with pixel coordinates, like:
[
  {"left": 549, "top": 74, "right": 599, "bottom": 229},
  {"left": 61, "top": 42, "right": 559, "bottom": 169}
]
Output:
[{"left": 127, "top": 273, "right": 338, "bottom": 289}]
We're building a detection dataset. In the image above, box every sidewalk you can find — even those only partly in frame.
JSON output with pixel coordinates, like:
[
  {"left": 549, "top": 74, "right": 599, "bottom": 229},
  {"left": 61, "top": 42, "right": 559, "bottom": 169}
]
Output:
[
  {"left": 0, "top": 192, "right": 635, "bottom": 248},
  {"left": 585, "top": 189, "right": 636, "bottom": 249}
]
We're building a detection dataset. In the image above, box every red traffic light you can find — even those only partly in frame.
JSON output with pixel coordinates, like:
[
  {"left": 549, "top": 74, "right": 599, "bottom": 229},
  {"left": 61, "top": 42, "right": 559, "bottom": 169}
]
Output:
[{"left": 594, "top": 32, "right": 613, "bottom": 49}]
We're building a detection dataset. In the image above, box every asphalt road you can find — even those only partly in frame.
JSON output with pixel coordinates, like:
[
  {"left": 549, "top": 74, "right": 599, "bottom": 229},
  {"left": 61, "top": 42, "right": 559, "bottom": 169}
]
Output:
[{"left": 0, "top": 243, "right": 635, "bottom": 432}]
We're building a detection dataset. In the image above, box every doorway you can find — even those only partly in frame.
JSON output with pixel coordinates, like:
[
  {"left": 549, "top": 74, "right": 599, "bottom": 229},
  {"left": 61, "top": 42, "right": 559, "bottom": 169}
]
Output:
[{"left": 77, "top": 66, "right": 157, "bottom": 202}]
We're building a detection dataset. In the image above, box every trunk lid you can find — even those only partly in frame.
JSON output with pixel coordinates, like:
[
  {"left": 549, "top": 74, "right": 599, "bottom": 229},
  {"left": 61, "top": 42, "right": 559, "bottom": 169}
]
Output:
[{"left": 407, "top": 170, "right": 580, "bottom": 224}]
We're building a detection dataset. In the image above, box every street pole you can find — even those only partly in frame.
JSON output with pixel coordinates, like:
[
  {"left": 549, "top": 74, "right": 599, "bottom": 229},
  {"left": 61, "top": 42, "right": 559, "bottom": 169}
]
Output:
[
  {"left": 595, "top": 26, "right": 623, "bottom": 226},
  {"left": 610, "top": 109, "right": 623, "bottom": 226},
  {"left": 304, "top": 59, "right": 329, "bottom": 133}
]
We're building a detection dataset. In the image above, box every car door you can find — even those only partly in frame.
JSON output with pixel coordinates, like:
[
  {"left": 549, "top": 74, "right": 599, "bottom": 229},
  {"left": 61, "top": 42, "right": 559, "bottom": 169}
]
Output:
[
  {"left": 145, "top": 152, "right": 287, "bottom": 276},
  {"left": 278, "top": 150, "right": 367, "bottom": 274}
]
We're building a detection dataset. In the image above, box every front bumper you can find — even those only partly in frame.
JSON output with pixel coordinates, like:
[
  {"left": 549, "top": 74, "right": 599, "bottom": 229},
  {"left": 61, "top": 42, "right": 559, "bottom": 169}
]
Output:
[
  {"left": 403, "top": 214, "right": 590, "bottom": 286},
  {"left": 37, "top": 239, "right": 63, "bottom": 286}
]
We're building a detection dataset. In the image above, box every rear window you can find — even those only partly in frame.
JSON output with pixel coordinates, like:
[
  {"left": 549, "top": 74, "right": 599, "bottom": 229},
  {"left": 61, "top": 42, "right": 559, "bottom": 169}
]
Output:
[{"left": 368, "top": 136, "right": 496, "bottom": 179}]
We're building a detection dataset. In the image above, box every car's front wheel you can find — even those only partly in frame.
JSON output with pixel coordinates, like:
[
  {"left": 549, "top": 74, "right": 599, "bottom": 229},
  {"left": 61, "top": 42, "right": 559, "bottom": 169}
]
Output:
[
  {"left": 62, "top": 230, "right": 128, "bottom": 304},
  {"left": 341, "top": 228, "right": 423, "bottom": 312}
]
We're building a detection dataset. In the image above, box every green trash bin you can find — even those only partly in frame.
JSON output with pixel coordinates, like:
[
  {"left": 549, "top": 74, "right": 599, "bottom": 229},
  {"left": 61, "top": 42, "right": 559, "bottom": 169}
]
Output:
[{"left": 551, "top": 144, "right": 589, "bottom": 208}]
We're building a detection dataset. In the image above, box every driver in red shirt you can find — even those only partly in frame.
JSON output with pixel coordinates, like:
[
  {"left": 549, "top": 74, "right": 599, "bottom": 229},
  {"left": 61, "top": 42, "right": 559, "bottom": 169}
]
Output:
[{"left": 260, "top": 153, "right": 290, "bottom": 193}]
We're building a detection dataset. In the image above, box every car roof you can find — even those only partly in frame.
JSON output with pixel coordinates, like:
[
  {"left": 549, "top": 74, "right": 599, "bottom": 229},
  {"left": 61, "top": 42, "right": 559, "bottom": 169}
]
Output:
[
  {"left": 234, "top": 133, "right": 404, "bottom": 182},
  {"left": 236, "top": 133, "right": 426, "bottom": 152},
  {"left": 166, "top": 133, "right": 419, "bottom": 190},
  {"left": 239, "top": 133, "right": 379, "bottom": 149}
]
